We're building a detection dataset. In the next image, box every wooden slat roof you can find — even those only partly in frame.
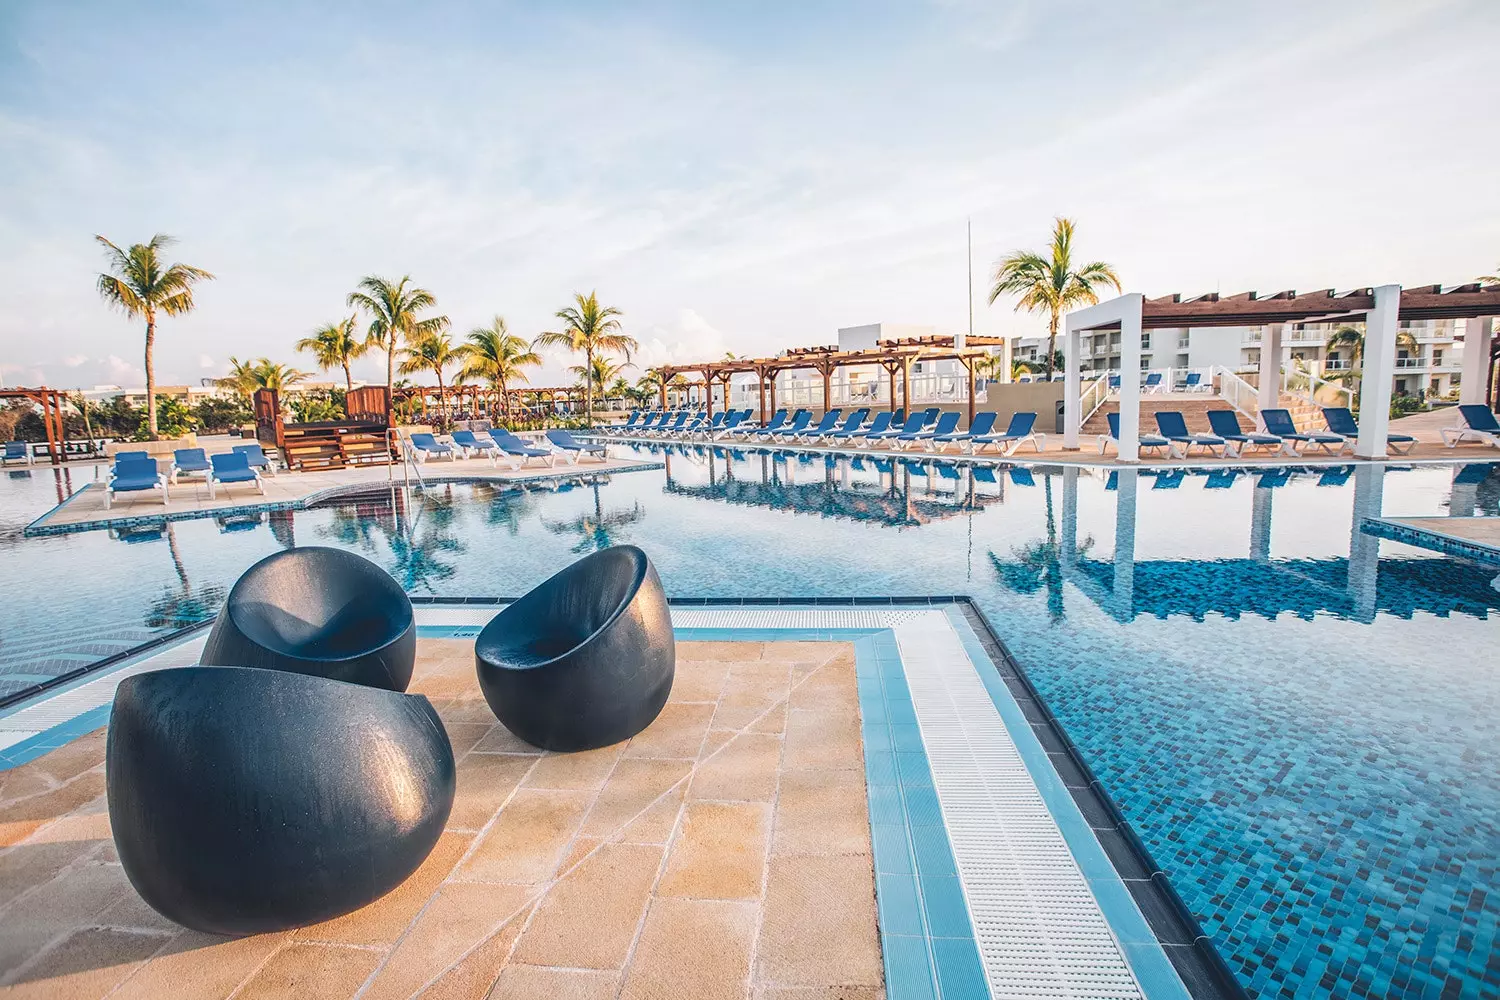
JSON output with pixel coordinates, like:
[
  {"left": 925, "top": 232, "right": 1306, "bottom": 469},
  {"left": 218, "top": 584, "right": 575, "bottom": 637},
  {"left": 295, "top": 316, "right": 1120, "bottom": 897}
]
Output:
[{"left": 1070, "top": 284, "right": 1500, "bottom": 330}]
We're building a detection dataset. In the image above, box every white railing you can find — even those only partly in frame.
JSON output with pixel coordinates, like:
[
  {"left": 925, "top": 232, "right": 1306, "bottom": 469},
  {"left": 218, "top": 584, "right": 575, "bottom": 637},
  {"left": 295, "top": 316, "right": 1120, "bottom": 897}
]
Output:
[
  {"left": 729, "top": 371, "right": 990, "bottom": 410},
  {"left": 1281, "top": 359, "right": 1354, "bottom": 409},
  {"left": 1212, "top": 366, "right": 1260, "bottom": 418},
  {"left": 1080, "top": 374, "right": 1110, "bottom": 424}
]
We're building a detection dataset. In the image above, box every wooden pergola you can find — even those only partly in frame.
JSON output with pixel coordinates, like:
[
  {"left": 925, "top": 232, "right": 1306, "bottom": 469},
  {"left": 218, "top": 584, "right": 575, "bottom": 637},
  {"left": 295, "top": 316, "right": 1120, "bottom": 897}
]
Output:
[
  {"left": 392, "top": 384, "right": 586, "bottom": 420},
  {"left": 0, "top": 387, "right": 68, "bottom": 465},
  {"left": 655, "top": 335, "right": 1006, "bottom": 425}
]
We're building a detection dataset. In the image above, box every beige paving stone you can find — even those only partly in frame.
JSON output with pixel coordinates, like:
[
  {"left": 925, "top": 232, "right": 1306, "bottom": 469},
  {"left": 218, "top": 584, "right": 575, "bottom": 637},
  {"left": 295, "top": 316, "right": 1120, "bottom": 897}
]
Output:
[
  {"left": 489, "top": 965, "right": 620, "bottom": 1000},
  {"left": 0, "top": 772, "right": 106, "bottom": 848},
  {"left": 579, "top": 759, "right": 692, "bottom": 840},
  {"left": 711, "top": 674, "right": 790, "bottom": 730},
  {"left": 756, "top": 641, "right": 839, "bottom": 663},
  {"left": 456, "top": 789, "right": 591, "bottom": 884},
  {"left": 436, "top": 698, "right": 499, "bottom": 728},
  {"left": 413, "top": 908, "right": 532, "bottom": 999},
  {"left": 773, "top": 770, "right": 872, "bottom": 857},
  {"left": 657, "top": 802, "right": 771, "bottom": 901},
  {"left": 783, "top": 709, "right": 864, "bottom": 771},
  {"left": 0, "top": 838, "right": 101, "bottom": 911},
  {"left": 25, "top": 733, "right": 106, "bottom": 788},
  {"left": 108, "top": 929, "right": 291, "bottom": 1000},
  {"left": 443, "top": 722, "right": 493, "bottom": 757},
  {"left": 509, "top": 843, "right": 663, "bottom": 970},
  {"left": 754, "top": 988, "right": 886, "bottom": 999},
  {"left": 0, "top": 861, "right": 133, "bottom": 977},
  {"left": 448, "top": 754, "right": 535, "bottom": 831},
  {"left": 471, "top": 724, "right": 542, "bottom": 755},
  {"left": 554, "top": 836, "right": 605, "bottom": 875},
  {"left": 699, "top": 729, "right": 738, "bottom": 758},
  {"left": 523, "top": 746, "right": 623, "bottom": 791},
  {"left": 689, "top": 733, "right": 782, "bottom": 803},
  {"left": 747, "top": 701, "right": 788, "bottom": 735},
  {"left": 677, "top": 640, "right": 764, "bottom": 660},
  {"left": 624, "top": 703, "right": 715, "bottom": 760},
  {"left": 0, "top": 767, "right": 56, "bottom": 809},
  {"left": 789, "top": 664, "right": 857, "bottom": 713},
  {"left": 231, "top": 941, "right": 383, "bottom": 999},
  {"left": 94, "top": 886, "right": 181, "bottom": 934},
  {"left": 361, "top": 882, "right": 534, "bottom": 1000},
  {"left": 667, "top": 659, "right": 730, "bottom": 703},
  {"left": 12, "top": 808, "right": 110, "bottom": 848},
  {"left": 296, "top": 831, "right": 473, "bottom": 946},
  {"left": 620, "top": 898, "right": 757, "bottom": 1000},
  {"left": 615, "top": 789, "right": 686, "bottom": 846},
  {"left": 756, "top": 855, "right": 882, "bottom": 987},
  {"left": 0, "top": 927, "right": 163, "bottom": 1000}
]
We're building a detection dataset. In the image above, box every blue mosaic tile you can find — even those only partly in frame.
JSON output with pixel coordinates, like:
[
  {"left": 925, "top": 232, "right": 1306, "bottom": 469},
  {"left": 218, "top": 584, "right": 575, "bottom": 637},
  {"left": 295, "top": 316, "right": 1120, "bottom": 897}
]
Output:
[
  {"left": 878, "top": 872, "right": 925, "bottom": 936},
  {"left": 882, "top": 934, "right": 938, "bottom": 1000},
  {"left": 931, "top": 936, "right": 989, "bottom": 1000},
  {"left": 919, "top": 876, "right": 972, "bottom": 937},
  {"left": 912, "top": 833, "right": 957, "bottom": 877}
]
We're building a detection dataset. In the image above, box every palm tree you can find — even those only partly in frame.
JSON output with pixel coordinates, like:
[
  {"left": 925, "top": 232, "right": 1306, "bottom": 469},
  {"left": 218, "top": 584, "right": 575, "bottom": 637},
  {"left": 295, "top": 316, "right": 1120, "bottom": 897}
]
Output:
[
  {"left": 399, "top": 331, "right": 461, "bottom": 423},
  {"left": 215, "top": 357, "right": 309, "bottom": 400},
  {"left": 989, "top": 217, "right": 1120, "bottom": 380},
  {"left": 533, "top": 291, "right": 638, "bottom": 425},
  {"left": 571, "top": 354, "right": 629, "bottom": 400},
  {"left": 347, "top": 276, "right": 449, "bottom": 418},
  {"left": 1478, "top": 266, "right": 1499, "bottom": 287},
  {"left": 455, "top": 317, "right": 540, "bottom": 418},
  {"left": 1323, "top": 325, "right": 1418, "bottom": 385},
  {"left": 636, "top": 368, "right": 670, "bottom": 407},
  {"left": 94, "top": 234, "right": 215, "bottom": 439},
  {"left": 295, "top": 315, "right": 369, "bottom": 396}
]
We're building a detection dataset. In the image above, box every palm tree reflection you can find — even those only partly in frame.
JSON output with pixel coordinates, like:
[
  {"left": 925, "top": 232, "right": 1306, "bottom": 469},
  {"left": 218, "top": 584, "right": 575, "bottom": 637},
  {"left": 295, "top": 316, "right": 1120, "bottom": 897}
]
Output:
[
  {"left": 544, "top": 478, "right": 643, "bottom": 553},
  {"left": 145, "top": 522, "right": 226, "bottom": 629},
  {"left": 989, "top": 474, "right": 1092, "bottom": 624}
]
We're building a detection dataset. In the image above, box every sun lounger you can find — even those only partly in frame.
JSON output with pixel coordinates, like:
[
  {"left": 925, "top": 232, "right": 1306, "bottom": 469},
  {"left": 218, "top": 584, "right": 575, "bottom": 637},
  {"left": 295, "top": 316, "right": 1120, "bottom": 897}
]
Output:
[
  {"left": 1317, "top": 466, "right": 1353, "bottom": 487},
  {"left": 106, "top": 456, "right": 169, "bottom": 508},
  {"left": 2, "top": 441, "right": 31, "bottom": 466},
  {"left": 1440, "top": 404, "right": 1500, "bottom": 450},
  {"left": 928, "top": 411, "right": 996, "bottom": 453},
  {"left": 1205, "top": 410, "right": 1289, "bottom": 457},
  {"left": 895, "top": 411, "right": 959, "bottom": 450},
  {"left": 1257, "top": 468, "right": 1292, "bottom": 488},
  {"left": 786, "top": 409, "right": 844, "bottom": 443},
  {"left": 546, "top": 429, "right": 607, "bottom": 463},
  {"left": 835, "top": 410, "right": 892, "bottom": 443},
  {"left": 611, "top": 411, "right": 642, "bottom": 434},
  {"left": 814, "top": 408, "right": 869, "bottom": 444},
  {"left": 169, "top": 448, "right": 212, "bottom": 484},
  {"left": 207, "top": 452, "right": 265, "bottom": 500},
  {"left": 1008, "top": 467, "right": 1036, "bottom": 487},
  {"left": 1098, "top": 412, "right": 1171, "bottom": 457},
  {"left": 1151, "top": 469, "right": 1185, "bottom": 489},
  {"left": 1108, "top": 375, "right": 1121, "bottom": 391},
  {"left": 1204, "top": 469, "right": 1239, "bottom": 489},
  {"left": 734, "top": 409, "right": 785, "bottom": 439},
  {"left": 232, "top": 443, "right": 278, "bottom": 476},
  {"left": 492, "top": 430, "right": 557, "bottom": 468},
  {"left": 451, "top": 429, "right": 502, "bottom": 461},
  {"left": 972, "top": 412, "right": 1043, "bottom": 456},
  {"left": 1143, "top": 372, "right": 1164, "bottom": 393},
  {"left": 767, "top": 410, "right": 813, "bottom": 441},
  {"left": 1182, "top": 372, "right": 1204, "bottom": 392},
  {"left": 654, "top": 413, "right": 690, "bottom": 437},
  {"left": 864, "top": 412, "right": 930, "bottom": 447},
  {"left": 1259, "top": 409, "right": 1345, "bottom": 455},
  {"left": 1321, "top": 406, "right": 1416, "bottom": 455},
  {"left": 1154, "top": 411, "right": 1228, "bottom": 458},
  {"left": 709, "top": 411, "right": 748, "bottom": 440},
  {"left": 408, "top": 432, "right": 456, "bottom": 462}
]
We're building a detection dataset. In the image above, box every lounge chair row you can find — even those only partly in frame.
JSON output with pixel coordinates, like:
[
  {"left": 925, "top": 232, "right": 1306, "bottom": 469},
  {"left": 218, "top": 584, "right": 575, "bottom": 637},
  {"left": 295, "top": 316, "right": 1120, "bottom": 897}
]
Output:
[
  {"left": 1098, "top": 407, "right": 1418, "bottom": 458},
  {"left": 106, "top": 444, "right": 275, "bottom": 508},
  {"left": 603, "top": 407, "right": 1047, "bottom": 455},
  {"left": 406, "top": 429, "right": 606, "bottom": 468}
]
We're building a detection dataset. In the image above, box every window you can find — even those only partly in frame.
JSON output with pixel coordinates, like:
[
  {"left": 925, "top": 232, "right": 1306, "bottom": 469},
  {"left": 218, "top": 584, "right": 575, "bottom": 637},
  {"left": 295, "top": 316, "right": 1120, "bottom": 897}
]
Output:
[
  {"left": 1140, "top": 333, "right": 1151, "bottom": 349},
  {"left": 1432, "top": 350, "right": 1443, "bottom": 366},
  {"left": 1178, "top": 335, "right": 1190, "bottom": 350},
  {"left": 1140, "top": 356, "right": 1151, "bottom": 369}
]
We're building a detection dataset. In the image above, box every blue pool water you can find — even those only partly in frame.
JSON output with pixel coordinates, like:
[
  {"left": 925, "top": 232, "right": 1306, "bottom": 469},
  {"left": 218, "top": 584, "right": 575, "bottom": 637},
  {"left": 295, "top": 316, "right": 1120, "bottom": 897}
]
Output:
[{"left": 2, "top": 450, "right": 1498, "bottom": 998}]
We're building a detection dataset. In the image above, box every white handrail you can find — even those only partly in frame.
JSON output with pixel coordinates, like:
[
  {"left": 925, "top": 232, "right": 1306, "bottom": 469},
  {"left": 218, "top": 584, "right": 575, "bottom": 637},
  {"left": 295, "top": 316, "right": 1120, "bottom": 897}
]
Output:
[
  {"left": 1282, "top": 359, "right": 1354, "bottom": 409},
  {"left": 1080, "top": 374, "right": 1109, "bottom": 424},
  {"left": 1213, "top": 365, "right": 1260, "bottom": 417}
]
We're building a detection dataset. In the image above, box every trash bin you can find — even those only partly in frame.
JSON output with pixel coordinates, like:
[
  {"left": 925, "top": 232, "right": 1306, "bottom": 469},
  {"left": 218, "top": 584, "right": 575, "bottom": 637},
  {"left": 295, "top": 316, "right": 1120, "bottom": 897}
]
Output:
[{"left": 1055, "top": 400, "right": 1065, "bottom": 435}]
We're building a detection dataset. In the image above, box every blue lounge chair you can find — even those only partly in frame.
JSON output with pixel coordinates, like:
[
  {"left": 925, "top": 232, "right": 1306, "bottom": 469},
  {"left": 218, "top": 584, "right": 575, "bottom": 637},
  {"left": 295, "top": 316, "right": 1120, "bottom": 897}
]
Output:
[
  {"left": 1098, "top": 412, "right": 1171, "bottom": 457},
  {"left": 1441, "top": 404, "right": 1500, "bottom": 450},
  {"left": 695, "top": 413, "right": 726, "bottom": 439},
  {"left": 1257, "top": 468, "right": 1292, "bottom": 489},
  {"left": 678, "top": 413, "right": 708, "bottom": 437},
  {"left": 929, "top": 411, "right": 996, "bottom": 453},
  {"left": 1151, "top": 469, "right": 1185, "bottom": 489},
  {"left": 1154, "top": 411, "right": 1228, "bottom": 458},
  {"left": 1204, "top": 469, "right": 1239, "bottom": 489},
  {"left": 767, "top": 410, "right": 813, "bottom": 441},
  {"left": 207, "top": 452, "right": 265, "bottom": 500},
  {"left": 890, "top": 408, "right": 906, "bottom": 425},
  {"left": 1108, "top": 375, "right": 1121, "bottom": 391},
  {"left": 1259, "top": 409, "right": 1345, "bottom": 456},
  {"left": 791, "top": 409, "right": 846, "bottom": 444},
  {"left": 1143, "top": 372, "right": 1164, "bottom": 393},
  {"left": 1008, "top": 467, "right": 1036, "bottom": 487},
  {"left": 1205, "top": 409, "right": 1288, "bottom": 458},
  {"left": 836, "top": 411, "right": 892, "bottom": 443},
  {"left": 408, "top": 432, "right": 456, "bottom": 462},
  {"left": 170, "top": 448, "right": 212, "bottom": 484},
  {"left": 1322, "top": 406, "right": 1416, "bottom": 455},
  {"left": 654, "top": 412, "right": 690, "bottom": 437},
  {"left": 106, "top": 456, "right": 169, "bottom": 508},
  {"left": 2, "top": 441, "right": 31, "bottom": 466},
  {"left": 1181, "top": 372, "right": 1204, "bottom": 392},
  {"left": 492, "top": 429, "right": 557, "bottom": 468},
  {"left": 611, "top": 411, "right": 642, "bottom": 434},
  {"left": 232, "top": 443, "right": 278, "bottom": 476},
  {"left": 813, "top": 408, "right": 868, "bottom": 444},
  {"left": 709, "top": 411, "right": 747, "bottom": 440},
  {"left": 452, "top": 429, "right": 502, "bottom": 461},
  {"left": 1317, "top": 466, "right": 1353, "bottom": 487},
  {"left": 972, "top": 412, "right": 1042, "bottom": 456},
  {"left": 863, "top": 412, "right": 929, "bottom": 447},
  {"left": 735, "top": 409, "right": 785, "bottom": 439},
  {"left": 546, "top": 429, "right": 607, "bottom": 463},
  {"left": 895, "top": 411, "right": 960, "bottom": 450}
]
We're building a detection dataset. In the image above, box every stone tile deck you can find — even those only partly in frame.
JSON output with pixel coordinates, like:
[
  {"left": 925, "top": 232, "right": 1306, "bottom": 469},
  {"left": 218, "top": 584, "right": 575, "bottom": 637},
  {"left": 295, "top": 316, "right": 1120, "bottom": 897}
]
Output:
[{"left": 0, "top": 639, "right": 883, "bottom": 999}]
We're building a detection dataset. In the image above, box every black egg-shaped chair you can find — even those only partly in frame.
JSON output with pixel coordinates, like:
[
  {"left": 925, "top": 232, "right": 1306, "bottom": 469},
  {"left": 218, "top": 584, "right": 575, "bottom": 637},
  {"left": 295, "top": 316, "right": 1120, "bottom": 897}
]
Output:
[
  {"left": 201, "top": 546, "right": 415, "bottom": 691},
  {"left": 106, "top": 665, "right": 455, "bottom": 935},
  {"left": 476, "top": 545, "right": 674, "bottom": 752}
]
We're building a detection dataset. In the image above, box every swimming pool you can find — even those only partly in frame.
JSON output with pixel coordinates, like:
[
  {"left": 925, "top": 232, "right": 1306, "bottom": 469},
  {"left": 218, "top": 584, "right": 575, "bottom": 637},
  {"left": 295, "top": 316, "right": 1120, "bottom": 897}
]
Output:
[{"left": 1, "top": 451, "right": 1497, "bottom": 998}]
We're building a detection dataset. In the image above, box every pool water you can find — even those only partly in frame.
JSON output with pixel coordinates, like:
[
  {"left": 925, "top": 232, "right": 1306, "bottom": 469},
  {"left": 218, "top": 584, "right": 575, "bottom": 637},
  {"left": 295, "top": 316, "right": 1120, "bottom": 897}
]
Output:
[{"left": 1, "top": 450, "right": 1497, "bottom": 998}]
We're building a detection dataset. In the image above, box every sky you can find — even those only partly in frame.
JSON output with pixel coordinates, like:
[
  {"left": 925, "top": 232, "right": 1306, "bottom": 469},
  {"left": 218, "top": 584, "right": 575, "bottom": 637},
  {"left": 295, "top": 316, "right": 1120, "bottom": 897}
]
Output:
[{"left": 1, "top": 0, "right": 1497, "bottom": 391}]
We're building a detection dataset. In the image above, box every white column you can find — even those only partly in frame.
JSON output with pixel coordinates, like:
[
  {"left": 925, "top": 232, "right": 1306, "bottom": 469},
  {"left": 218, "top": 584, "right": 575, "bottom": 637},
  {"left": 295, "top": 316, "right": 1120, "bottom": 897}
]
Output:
[
  {"left": 1461, "top": 316, "right": 1494, "bottom": 405},
  {"left": 1060, "top": 466, "right": 1079, "bottom": 573},
  {"left": 1355, "top": 284, "right": 1402, "bottom": 459},
  {"left": 1063, "top": 323, "right": 1082, "bottom": 449},
  {"left": 1347, "top": 464, "right": 1384, "bottom": 623},
  {"left": 1257, "top": 323, "right": 1284, "bottom": 414},
  {"left": 1250, "top": 484, "right": 1273, "bottom": 562},
  {"left": 1117, "top": 301, "right": 1144, "bottom": 462}
]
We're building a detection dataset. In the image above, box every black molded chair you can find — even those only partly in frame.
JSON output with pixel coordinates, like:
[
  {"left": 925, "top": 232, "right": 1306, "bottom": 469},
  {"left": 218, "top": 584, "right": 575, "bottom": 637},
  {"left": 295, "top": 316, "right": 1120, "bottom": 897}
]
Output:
[
  {"left": 476, "top": 545, "right": 674, "bottom": 752},
  {"left": 106, "top": 665, "right": 455, "bottom": 935},
  {"left": 201, "top": 547, "right": 416, "bottom": 691}
]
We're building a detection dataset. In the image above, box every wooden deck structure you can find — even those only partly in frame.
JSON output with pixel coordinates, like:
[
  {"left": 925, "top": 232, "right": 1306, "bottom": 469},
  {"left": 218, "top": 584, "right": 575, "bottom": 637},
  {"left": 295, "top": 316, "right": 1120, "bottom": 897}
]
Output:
[
  {"left": 393, "top": 384, "right": 586, "bottom": 421},
  {"left": 0, "top": 387, "right": 69, "bottom": 465},
  {"left": 255, "top": 386, "right": 396, "bottom": 471},
  {"left": 655, "top": 335, "right": 1007, "bottom": 424}
]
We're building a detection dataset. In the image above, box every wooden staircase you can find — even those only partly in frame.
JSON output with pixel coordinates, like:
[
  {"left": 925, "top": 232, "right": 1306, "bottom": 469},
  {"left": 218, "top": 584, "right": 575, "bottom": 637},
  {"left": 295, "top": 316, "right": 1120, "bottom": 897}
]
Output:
[
  {"left": 280, "top": 422, "right": 394, "bottom": 471},
  {"left": 1080, "top": 393, "right": 1323, "bottom": 435}
]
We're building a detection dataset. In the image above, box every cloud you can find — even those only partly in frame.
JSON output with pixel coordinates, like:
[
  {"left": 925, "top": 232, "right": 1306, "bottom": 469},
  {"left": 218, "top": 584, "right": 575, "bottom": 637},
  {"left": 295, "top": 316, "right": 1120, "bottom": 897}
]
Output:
[
  {"left": 632, "top": 310, "right": 735, "bottom": 371},
  {"left": 197, "top": 354, "right": 216, "bottom": 369},
  {"left": 63, "top": 354, "right": 88, "bottom": 367}
]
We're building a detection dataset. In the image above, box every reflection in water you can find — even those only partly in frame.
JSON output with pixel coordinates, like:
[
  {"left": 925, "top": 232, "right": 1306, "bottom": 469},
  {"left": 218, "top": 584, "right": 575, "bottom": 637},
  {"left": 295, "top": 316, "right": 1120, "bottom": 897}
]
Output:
[
  {"left": 544, "top": 476, "right": 643, "bottom": 553},
  {"left": 145, "top": 522, "right": 226, "bottom": 629}
]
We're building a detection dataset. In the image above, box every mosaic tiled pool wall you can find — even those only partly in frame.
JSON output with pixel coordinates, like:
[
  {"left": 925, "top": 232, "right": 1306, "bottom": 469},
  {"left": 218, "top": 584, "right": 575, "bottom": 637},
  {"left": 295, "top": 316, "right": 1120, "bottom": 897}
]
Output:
[{"left": 1000, "top": 607, "right": 1500, "bottom": 999}]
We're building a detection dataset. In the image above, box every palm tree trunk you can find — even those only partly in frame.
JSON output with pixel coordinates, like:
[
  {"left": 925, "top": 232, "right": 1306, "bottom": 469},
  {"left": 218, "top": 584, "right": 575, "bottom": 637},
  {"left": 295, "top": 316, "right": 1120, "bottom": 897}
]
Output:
[
  {"left": 435, "top": 369, "right": 445, "bottom": 428},
  {"left": 387, "top": 337, "right": 396, "bottom": 423},
  {"left": 342, "top": 360, "right": 354, "bottom": 417},
  {"left": 1044, "top": 309, "right": 1059, "bottom": 380},
  {"left": 498, "top": 376, "right": 508, "bottom": 423},
  {"left": 584, "top": 346, "right": 594, "bottom": 427},
  {"left": 145, "top": 313, "right": 159, "bottom": 439}
]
